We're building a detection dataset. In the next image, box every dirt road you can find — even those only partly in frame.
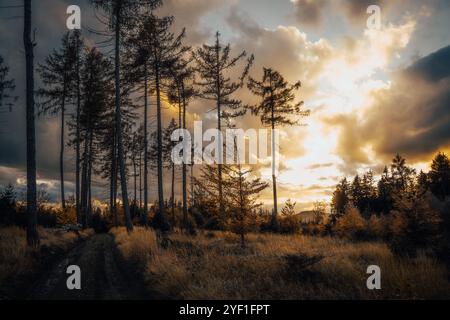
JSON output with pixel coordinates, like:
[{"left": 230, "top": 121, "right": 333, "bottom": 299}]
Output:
[{"left": 28, "top": 234, "right": 149, "bottom": 300}]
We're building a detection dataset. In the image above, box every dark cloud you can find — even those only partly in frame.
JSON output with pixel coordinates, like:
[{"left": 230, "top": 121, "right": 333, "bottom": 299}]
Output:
[
  {"left": 329, "top": 45, "right": 450, "bottom": 167},
  {"left": 406, "top": 45, "right": 450, "bottom": 82},
  {"left": 158, "top": 0, "right": 223, "bottom": 45},
  {"left": 226, "top": 7, "right": 263, "bottom": 39},
  {"left": 291, "top": 0, "right": 327, "bottom": 27}
]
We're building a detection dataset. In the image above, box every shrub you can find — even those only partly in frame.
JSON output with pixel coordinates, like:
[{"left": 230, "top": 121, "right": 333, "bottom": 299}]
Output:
[
  {"left": 333, "top": 205, "right": 366, "bottom": 240},
  {"left": 279, "top": 215, "right": 301, "bottom": 234},
  {"left": 367, "top": 214, "right": 384, "bottom": 239},
  {"left": 387, "top": 192, "right": 441, "bottom": 256}
]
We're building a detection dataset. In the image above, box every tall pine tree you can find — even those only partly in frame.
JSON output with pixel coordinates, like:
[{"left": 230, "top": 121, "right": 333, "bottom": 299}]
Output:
[
  {"left": 247, "top": 68, "right": 309, "bottom": 230},
  {"left": 193, "top": 32, "right": 253, "bottom": 227}
]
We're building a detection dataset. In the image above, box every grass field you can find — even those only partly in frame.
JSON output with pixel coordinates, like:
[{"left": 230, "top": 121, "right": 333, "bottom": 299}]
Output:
[{"left": 111, "top": 227, "right": 450, "bottom": 300}]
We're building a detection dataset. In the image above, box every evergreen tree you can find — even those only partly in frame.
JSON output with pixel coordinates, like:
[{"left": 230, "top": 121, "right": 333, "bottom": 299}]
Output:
[
  {"left": 281, "top": 199, "right": 297, "bottom": 216},
  {"left": 90, "top": 0, "right": 161, "bottom": 232},
  {"left": 331, "top": 178, "right": 350, "bottom": 220},
  {"left": 0, "top": 55, "right": 16, "bottom": 112},
  {"left": 247, "top": 68, "right": 309, "bottom": 230},
  {"left": 390, "top": 154, "right": 416, "bottom": 193},
  {"left": 0, "top": 184, "right": 16, "bottom": 225},
  {"left": 38, "top": 32, "right": 78, "bottom": 209},
  {"left": 377, "top": 166, "right": 393, "bottom": 214},
  {"left": 225, "top": 162, "right": 268, "bottom": 248},
  {"left": 429, "top": 152, "right": 450, "bottom": 200},
  {"left": 134, "top": 13, "right": 189, "bottom": 230},
  {"left": 193, "top": 32, "right": 253, "bottom": 227},
  {"left": 167, "top": 56, "right": 195, "bottom": 231},
  {"left": 78, "top": 48, "right": 114, "bottom": 226}
]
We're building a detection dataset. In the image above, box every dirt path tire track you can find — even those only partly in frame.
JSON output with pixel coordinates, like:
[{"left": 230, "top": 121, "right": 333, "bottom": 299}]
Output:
[{"left": 28, "top": 233, "right": 150, "bottom": 300}]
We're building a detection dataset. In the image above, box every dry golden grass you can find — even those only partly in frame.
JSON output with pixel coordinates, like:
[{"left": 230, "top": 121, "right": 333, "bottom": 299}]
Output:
[
  {"left": 0, "top": 226, "right": 93, "bottom": 287},
  {"left": 111, "top": 228, "right": 450, "bottom": 300}
]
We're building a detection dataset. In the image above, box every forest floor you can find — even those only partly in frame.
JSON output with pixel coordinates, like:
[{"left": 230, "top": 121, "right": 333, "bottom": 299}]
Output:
[
  {"left": 0, "top": 227, "right": 151, "bottom": 300},
  {"left": 26, "top": 234, "right": 150, "bottom": 300}
]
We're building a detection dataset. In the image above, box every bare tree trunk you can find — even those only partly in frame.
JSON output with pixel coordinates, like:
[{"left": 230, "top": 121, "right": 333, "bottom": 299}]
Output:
[
  {"left": 143, "top": 62, "right": 149, "bottom": 226},
  {"left": 133, "top": 157, "right": 137, "bottom": 217},
  {"left": 190, "top": 163, "right": 194, "bottom": 207},
  {"left": 113, "top": 150, "right": 118, "bottom": 227},
  {"left": 110, "top": 124, "right": 118, "bottom": 226},
  {"left": 154, "top": 64, "right": 168, "bottom": 230},
  {"left": 114, "top": 8, "right": 133, "bottom": 232},
  {"left": 24, "top": 0, "right": 39, "bottom": 246},
  {"left": 81, "top": 136, "right": 88, "bottom": 227},
  {"left": 60, "top": 87, "right": 66, "bottom": 209},
  {"left": 171, "top": 162, "right": 175, "bottom": 225},
  {"left": 75, "top": 40, "right": 81, "bottom": 224},
  {"left": 181, "top": 84, "right": 188, "bottom": 230},
  {"left": 215, "top": 39, "right": 225, "bottom": 227},
  {"left": 271, "top": 119, "right": 279, "bottom": 231},
  {"left": 86, "top": 130, "right": 93, "bottom": 225},
  {"left": 139, "top": 153, "right": 142, "bottom": 210}
]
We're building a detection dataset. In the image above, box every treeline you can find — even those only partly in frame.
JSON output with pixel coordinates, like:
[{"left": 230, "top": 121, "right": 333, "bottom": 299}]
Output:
[{"left": 329, "top": 153, "right": 450, "bottom": 258}]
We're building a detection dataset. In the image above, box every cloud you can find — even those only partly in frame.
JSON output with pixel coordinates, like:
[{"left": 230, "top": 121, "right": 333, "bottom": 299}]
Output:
[
  {"left": 306, "top": 163, "right": 333, "bottom": 170},
  {"left": 291, "top": 0, "right": 327, "bottom": 27},
  {"left": 328, "top": 45, "right": 450, "bottom": 167},
  {"left": 158, "top": 0, "right": 224, "bottom": 44},
  {"left": 340, "top": 0, "right": 386, "bottom": 24}
]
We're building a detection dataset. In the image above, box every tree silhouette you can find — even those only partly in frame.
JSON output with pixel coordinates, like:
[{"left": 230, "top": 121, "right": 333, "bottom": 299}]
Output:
[
  {"left": 377, "top": 166, "right": 393, "bottom": 214},
  {"left": 248, "top": 68, "right": 309, "bottom": 230},
  {"left": 134, "top": 13, "right": 189, "bottom": 231},
  {"left": 429, "top": 153, "right": 450, "bottom": 200},
  {"left": 193, "top": 32, "right": 253, "bottom": 226},
  {"left": 23, "top": 0, "right": 39, "bottom": 246},
  {"left": 331, "top": 178, "right": 350, "bottom": 220},
  {"left": 225, "top": 161, "right": 268, "bottom": 248},
  {"left": 163, "top": 119, "right": 179, "bottom": 225},
  {"left": 78, "top": 48, "right": 114, "bottom": 226},
  {"left": 0, "top": 55, "right": 16, "bottom": 112},
  {"left": 72, "top": 31, "right": 83, "bottom": 225},
  {"left": 167, "top": 56, "right": 195, "bottom": 231},
  {"left": 390, "top": 154, "right": 416, "bottom": 193},
  {"left": 38, "top": 32, "right": 79, "bottom": 209},
  {"left": 90, "top": 0, "right": 161, "bottom": 232}
]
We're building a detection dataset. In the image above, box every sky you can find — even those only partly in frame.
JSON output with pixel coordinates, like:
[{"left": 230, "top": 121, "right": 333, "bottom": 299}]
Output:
[{"left": 0, "top": 0, "right": 450, "bottom": 211}]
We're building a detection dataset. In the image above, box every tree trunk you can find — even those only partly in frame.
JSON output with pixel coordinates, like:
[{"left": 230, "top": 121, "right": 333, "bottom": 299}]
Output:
[
  {"left": 113, "top": 150, "right": 119, "bottom": 227},
  {"left": 24, "top": 0, "right": 39, "bottom": 246},
  {"left": 143, "top": 62, "right": 149, "bottom": 226},
  {"left": 154, "top": 64, "right": 168, "bottom": 230},
  {"left": 215, "top": 37, "right": 225, "bottom": 227},
  {"left": 114, "top": 8, "right": 133, "bottom": 232},
  {"left": 181, "top": 83, "right": 188, "bottom": 230},
  {"left": 171, "top": 162, "right": 175, "bottom": 225},
  {"left": 110, "top": 124, "right": 118, "bottom": 226},
  {"left": 87, "top": 130, "right": 93, "bottom": 225},
  {"left": 60, "top": 87, "right": 66, "bottom": 209},
  {"left": 133, "top": 157, "right": 137, "bottom": 217},
  {"left": 81, "top": 134, "right": 88, "bottom": 227},
  {"left": 271, "top": 120, "right": 279, "bottom": 231},
  {"left": 75, "top": 39, "right": 81, "bottom": 224},
  {"left": 139, "top": 153, "right": 142, "bottom": 210}
]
